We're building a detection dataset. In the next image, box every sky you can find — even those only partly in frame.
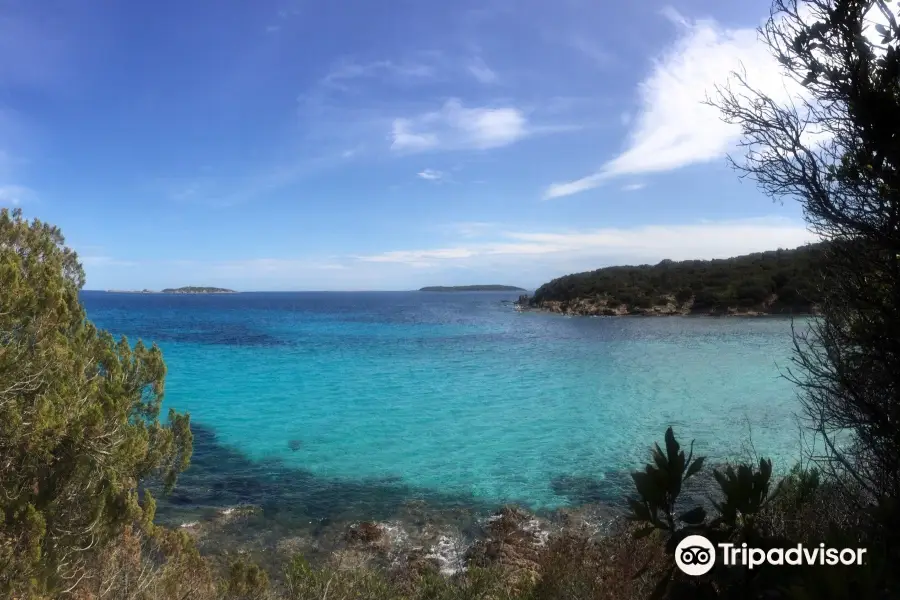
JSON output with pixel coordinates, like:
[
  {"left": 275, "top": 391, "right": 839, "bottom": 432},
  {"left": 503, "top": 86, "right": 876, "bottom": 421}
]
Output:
[{"left": 0, "top": 0, "right": 824, "bottom": 291}]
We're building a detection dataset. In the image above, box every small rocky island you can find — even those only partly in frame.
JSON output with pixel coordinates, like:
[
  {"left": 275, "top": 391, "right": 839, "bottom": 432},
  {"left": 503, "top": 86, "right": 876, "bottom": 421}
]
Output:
[
  {"left": 419, "top": 285, "right": 526, "bottom": 292},
  {"left": 106, "top": 286, "right": 238, "bottom": 294},
  {"left": 161, "top": 286, "right": 237, "bottom": 294}
]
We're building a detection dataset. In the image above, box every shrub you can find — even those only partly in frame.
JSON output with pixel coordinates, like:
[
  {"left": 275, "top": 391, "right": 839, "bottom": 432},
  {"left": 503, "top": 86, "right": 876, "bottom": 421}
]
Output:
[{"left": 0, "top": 208, "right": 193, "bottom": 597}]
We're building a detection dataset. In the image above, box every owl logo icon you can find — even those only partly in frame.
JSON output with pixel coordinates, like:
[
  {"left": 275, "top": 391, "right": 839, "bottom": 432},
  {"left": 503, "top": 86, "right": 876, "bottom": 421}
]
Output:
[{"left": 675, "top": 535, "right": 716, "bottom": 576}]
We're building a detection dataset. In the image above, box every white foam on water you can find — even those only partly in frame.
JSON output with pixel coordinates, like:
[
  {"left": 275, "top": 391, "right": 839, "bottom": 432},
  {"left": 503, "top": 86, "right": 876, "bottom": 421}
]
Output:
[
  {"left": 380, "top": 521, "right": 409, "bottom": 547},
  {"left": 522, "top": 518, "right": 550, "bottom": 546},
  {"left": 425, "top": 534, "right": 469, "bottom": 576}
]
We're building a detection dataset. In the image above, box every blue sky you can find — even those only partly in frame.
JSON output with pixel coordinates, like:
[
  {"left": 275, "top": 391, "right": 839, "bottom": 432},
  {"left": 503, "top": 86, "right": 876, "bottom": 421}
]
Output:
[{"left": 0, "top": 0, "right": 819, "bottom": 291}]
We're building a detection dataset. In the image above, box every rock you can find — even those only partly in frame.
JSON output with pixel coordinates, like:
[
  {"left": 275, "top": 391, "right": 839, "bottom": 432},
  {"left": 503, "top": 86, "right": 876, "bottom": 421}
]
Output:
[
  {"left": 344, "top": 521, "right": 385, "bottom": 547},
  {"left": 287, "top": 439, "right": 302, "bottom": 451},
  {"left": 215, "top": 504, "right": 260, "bottom": 524},
  {"left": 464, "top": 506, "right": 545, "bottom": 579}
]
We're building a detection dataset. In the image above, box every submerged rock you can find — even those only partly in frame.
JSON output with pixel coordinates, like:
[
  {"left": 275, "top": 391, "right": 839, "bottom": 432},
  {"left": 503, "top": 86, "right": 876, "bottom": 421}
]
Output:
[
  {"left": 215, "top": 504, "right": 261, "bottom": 524},
  {"left": 345, "top": 521, "right": 386, "bottom": 547}
]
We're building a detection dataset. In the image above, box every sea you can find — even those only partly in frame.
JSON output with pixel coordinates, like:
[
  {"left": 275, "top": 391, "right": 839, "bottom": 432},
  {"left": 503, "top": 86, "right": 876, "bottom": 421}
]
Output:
[{"left": 81, "top": 290, "right": 810, "bottom": 554}]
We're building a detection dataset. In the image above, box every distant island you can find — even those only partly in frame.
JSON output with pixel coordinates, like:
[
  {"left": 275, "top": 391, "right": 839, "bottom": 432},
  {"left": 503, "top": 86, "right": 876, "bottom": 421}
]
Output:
[
  {"left": 104, "top": 287, "right": 237, "bottom": 294},
  {"left": 519, "top": 244, "right": 824, "bottom": 316},
  {"left": 419, "top": 285, "right": 527, "bottom": 292},
  {"left": 161, "top": 286, "right": 236, "bottom": 294}
]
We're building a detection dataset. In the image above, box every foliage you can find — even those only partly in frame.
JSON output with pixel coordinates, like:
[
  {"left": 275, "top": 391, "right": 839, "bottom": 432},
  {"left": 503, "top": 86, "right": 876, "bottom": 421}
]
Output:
[
  {"left": 627, "top": 428, "right": 892, "bottom": 599},
  {"left": 223, "top": 559, "right": 271, "bottom": 600},
  {"left": 529, "top": 245, "right": 824, "bottom": 312},
  {"left": 0, "top": 208, "right": 193, "bottom": 598},
  {"left": 710, "top": 0, "right": 900, "bottom": 571}
]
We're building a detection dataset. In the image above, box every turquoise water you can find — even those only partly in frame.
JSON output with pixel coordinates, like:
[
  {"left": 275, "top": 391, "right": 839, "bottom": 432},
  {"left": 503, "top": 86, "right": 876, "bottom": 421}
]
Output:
[{"left": 82, "top": 291, "right": 807, "bottom": 524}]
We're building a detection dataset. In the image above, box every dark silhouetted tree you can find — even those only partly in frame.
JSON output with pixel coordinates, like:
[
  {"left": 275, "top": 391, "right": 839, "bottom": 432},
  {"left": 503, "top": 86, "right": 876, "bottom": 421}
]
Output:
[{"left": 711, "top": 0, "right": 900, "bottom": 560}]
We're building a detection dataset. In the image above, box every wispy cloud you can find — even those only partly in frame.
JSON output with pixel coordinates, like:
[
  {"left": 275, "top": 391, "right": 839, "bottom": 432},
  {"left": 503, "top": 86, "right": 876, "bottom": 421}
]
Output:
[
  {"left": 160, "top": 149, "right": 349, "bottom": 207},
  {"left": 320, "top": 59, "right": 435, "bottom": 92},
  {"left": 544, "top": 8, "right": 806, "bottom": 199},
  {"left": 621, "top": 182, "right": 646, "bottom": 192},
  {"left": 83, "top": 219, "right": 817, "bottom": 290},
  {"left": 569, "top": 35, "right": 614, "bottom": 67},
  {"left": 468, "top": 57, "right": 498, "bottom": 83},
  {"left": 356, "top": 217, "right": 817, "bottom": 267},
  {"left": 417, "top": 169, "right": 445, "bottom": 181},
  {"left": 0, "top": 184, "right": 36, "bottom": 206},
  {"left": 391, "top": 99, "right": 528, "bottom": 152}
]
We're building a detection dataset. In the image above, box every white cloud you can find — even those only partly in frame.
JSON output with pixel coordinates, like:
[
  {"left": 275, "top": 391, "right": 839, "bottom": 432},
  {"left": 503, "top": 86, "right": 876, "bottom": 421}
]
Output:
[
  {"left": 356, "top": 217, "right": 817, "bottom": 267},
  {"left": 342, "top": 145, "right": 363, "bottom": 159},
  {"left": 544, "top": 175, "right": 605, "bottom": 199},
  {"left": 544, "top": 10, "right": 807, "bottom": 199},
  {"left": 0, "top": 184, "right": 36, "bottom": 206},
  {"left": 85, "top": 219, "right": 817, "bottom": 291},
  {"left": 391, "top": 120, "right": 439, "bottom": 151},
  {"left": 468, "top": 57, "right": 498, "bottom": 83},
  {"left": 417, "top": 169, "right": 444, "bottom": 181},
  {"left": 621, "top": 182, "right": 646, "bottom": 191},
  {"left": 391, "top": 99, "right": 528, "bottom": 152},
  {"left": 660, "top": 6, "right": 690, "bottom": 28}
]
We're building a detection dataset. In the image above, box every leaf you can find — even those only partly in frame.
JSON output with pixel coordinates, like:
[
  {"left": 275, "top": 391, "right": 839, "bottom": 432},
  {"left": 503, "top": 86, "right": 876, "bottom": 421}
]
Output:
[
  {"left": 632, "top": 471, "right": 656, "bottom": 501},
  {"left": 664, "top": 427, "right": 680, "bottom": 462},
  {"left": 684, "top": 456, "right": 706, "bottom": 480},
  {"left": 875, "top": 23, "right": 888, "bottom": 36},
  {"left": 628, "top": 498, "right": 651, "bottom": 522},
  {"left": 678, "top": 506, "right": 707, "bottom": 525}
]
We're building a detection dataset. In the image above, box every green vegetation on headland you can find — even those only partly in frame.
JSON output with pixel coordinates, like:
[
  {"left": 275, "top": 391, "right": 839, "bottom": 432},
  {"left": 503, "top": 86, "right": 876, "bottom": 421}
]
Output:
[
  {"left": 523, "top": 244, "right": 824, "bottom": 316},
  {"left": 4, "top": 1, "right": 900, "bottom": 596},
  {"left": 419, "top": 285, "right": 527, "bottom": 292}
]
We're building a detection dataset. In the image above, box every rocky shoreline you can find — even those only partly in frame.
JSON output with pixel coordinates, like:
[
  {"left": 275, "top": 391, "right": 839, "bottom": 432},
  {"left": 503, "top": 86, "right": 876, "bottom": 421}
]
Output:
[
  {"left": 515, "top": 294, "right": 816, "bottom": 317},
  {"left": 176, "top": 501, "right": 625, "bottom": 581}
]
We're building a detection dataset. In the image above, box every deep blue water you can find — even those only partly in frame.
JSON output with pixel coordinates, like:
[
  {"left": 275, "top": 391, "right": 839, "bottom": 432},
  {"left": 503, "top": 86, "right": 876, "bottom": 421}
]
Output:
[{"left": 81, "top": 291, "right": 806, "bottom": 525}]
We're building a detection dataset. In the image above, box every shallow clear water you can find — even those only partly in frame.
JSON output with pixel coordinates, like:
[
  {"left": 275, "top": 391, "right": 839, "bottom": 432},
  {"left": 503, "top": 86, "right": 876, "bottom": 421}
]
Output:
[{"left": 82, "top": 291, "right": 807, "bottom": 524}]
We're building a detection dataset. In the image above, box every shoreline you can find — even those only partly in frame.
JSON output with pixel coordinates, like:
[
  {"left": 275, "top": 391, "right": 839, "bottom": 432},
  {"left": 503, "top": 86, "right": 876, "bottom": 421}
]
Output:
[
  {"left": 163, "top": 496, "right": 628, "bottom": 576},
  {"left": 515, "top": 296, "right": 817, "bottom": 318},
  {"left": 520, "top": 306, "right": 816, "bottom": 318}
]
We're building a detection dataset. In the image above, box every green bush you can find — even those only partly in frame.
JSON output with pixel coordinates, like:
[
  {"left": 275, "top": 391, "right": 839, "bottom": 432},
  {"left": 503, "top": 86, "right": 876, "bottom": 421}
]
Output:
[{"left": 0, "top": 208, "right": 193, "bottom": 597}]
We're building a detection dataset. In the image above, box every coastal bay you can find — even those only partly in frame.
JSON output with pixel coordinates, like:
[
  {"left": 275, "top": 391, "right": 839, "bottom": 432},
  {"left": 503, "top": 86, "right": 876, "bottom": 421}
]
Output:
[{"left": 82, "top": 290, "right": 803, "bottom": 554}]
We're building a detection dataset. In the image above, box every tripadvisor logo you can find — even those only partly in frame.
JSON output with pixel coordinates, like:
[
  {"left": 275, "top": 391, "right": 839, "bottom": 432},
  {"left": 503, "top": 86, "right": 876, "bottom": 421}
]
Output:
[{"left": 675, "top": 535, "right": 867, "bottom": 576}]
